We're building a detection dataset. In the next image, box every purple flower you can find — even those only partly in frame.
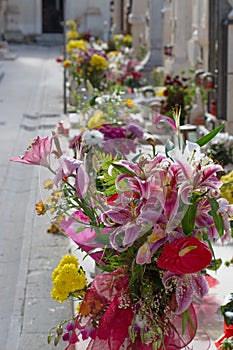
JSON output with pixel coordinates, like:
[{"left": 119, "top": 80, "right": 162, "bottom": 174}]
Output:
[
  {"left": 125, "top": 123, "right": 144, "bottom": 139},
  {"left": 62, "top": 322, "right": 74, "bottom": 342}
]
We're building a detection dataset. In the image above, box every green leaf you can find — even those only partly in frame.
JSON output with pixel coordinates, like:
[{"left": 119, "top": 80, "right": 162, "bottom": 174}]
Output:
[
  {"left": 207, "top": 258, "right": 222, "bottom": 271},
  {"left": 208, "top": 197, "right": 224, "bottom": 237},
  {"left": 182, "top": 201, "right": 197, "bottom": 235},
  {"left": 196, "top": 123, "right": 225, "bottom": 147},
  {"left": 111, "top": 163, "right": 136, "bottom": 176},
  {"left": 165, "top": 139, "right": 174, "bottom": 158},
  {"left": 182, "top": 309, "right": 189, "bottom": 335}
]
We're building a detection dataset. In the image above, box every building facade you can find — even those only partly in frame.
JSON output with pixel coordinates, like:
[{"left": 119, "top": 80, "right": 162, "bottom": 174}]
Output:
[
  {"left": 1, "top": 0, "right": 233, "bottom": 130},
  {"left": 0, "top": 0, "right": 111, "bottom": 41}
]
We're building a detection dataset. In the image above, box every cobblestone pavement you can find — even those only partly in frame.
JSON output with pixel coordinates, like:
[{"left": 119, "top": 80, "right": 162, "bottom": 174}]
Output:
[{"left": 0, "top": 43, "right": 72, "bottom": 350}]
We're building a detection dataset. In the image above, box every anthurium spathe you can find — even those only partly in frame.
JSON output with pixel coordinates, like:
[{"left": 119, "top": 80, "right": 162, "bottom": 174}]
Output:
[
  {"left": 10, "top": 136, "right": 53, "bottom": 168},
  {"left": 157, "top": 237, "right": 212, "bottom": 274}
]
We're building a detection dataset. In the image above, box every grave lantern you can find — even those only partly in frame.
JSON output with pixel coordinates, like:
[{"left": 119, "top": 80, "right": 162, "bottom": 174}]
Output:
[
  {"left": 202, "top": 72, "right": 215, "bottom": 91},
  {"left": 164, "top": 44, "right": 173, "bottom": 56},
  {"left": 195, "top": 70, "right": 205, "bottom": 87}
]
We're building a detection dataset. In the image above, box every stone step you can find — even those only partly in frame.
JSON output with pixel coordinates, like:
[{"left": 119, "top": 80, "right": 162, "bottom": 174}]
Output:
[{"left": 35, "top": 33, "right": 64, "bottom": 46}]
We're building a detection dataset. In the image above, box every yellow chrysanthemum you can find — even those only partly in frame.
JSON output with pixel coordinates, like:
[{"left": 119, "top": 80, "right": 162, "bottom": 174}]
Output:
[
  {"left": 124, "top": 99, "right": 135, "bottom": 108},
  {"left": 54, "top": 264, "right": 87, "bottom": 292},
  {"left": 89, "top": 54, "right": 108, "bottom": 71},
  {"left": 87, "top": 110, "right": 106, "bottom": 129},
  {"left": 63, "top": 59, "right": 71, "bottom": 69},
  {"left": 59, "top": 254, "right": 79, "bottom": 267},
  {"left": 122, "top": 34, "right": 132, "bottom": 44},
  {"left": 220, "top": 171, "right": 233, "bottom": 204},
  {"left": 35, "top": 200, "right": 47, "bottom": 215},
  {"left": 66, "top": 30, "right": 79, "bottom": 40},
  {"left": 66, "top": 20, "right": 77, "bottom": 31},
  {"left": 51, "top": 255, "right": 87, "bottom": 303},
  {"left": 107, "top": 51, "right": 119, "bottom": 58},
  {"left": 43, "top": 178, "right": 54, "bottom": 190},
  {"left": 51, "top": 287, "right": 69, "bottom": 303},
  {"left": 66, "top": 39, "right": 87, "bottom": 55},
  {"left": 71, "top": 53, "right": 79, "bottom": 60},
  {"left": 48, "top": 190, "right": 62, "bottom": 203}
]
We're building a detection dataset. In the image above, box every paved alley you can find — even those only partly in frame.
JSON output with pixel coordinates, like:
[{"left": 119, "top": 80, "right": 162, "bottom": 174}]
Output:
[{"left": 0, "top": 43, "right": 72, "bottom": 350}]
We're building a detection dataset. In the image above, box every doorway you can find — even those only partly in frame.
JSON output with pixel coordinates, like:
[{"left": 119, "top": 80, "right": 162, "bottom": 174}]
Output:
[{"left": 42, "top": 0, "right": 64, "bottom": 33}]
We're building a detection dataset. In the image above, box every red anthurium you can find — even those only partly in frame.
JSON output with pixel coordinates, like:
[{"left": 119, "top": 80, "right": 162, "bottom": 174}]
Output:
[{"left": 157, "top": 237, "right": 212, "bottom": 274}]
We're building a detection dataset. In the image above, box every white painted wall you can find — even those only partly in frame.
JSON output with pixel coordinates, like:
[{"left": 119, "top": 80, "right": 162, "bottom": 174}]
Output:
[{"left": 2, "top": 0, "right": 111, "bottom": 39}]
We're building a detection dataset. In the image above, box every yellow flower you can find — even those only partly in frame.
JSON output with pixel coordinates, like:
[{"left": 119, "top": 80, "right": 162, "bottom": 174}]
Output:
[
  {"left": 122, "top": 34, "right": 132, "bottom": 44},
  {"left": 63, "top": 59, "right": 71, "bottom": 68},
  {"left": 35, "top": 200, "right": 47, "bottom": 215},
  {"left": 87, "top": 110, "right": 106, "bottom": 129},
  {"left": 89, "top": 54, "right": 108, "bottom": 71},
  {"left": 63, "top": 59, "right": 71, "bottom": 69},
  {"left": 51, "top": 287, "right": 69, "bottom": 302},
  {"left": 156, "top": 87, "right": 167, "bottom": 97},
  {"left": 220, "top": 171, "right": 233, "bottom": 204},
  {"left": 43, "top": 178, "right": 54, "bottom": 190},
  {"left": 66, "top": 20, "right": 77, "bottom": 31},
  {"left": 66, "top": 39, "right": 87, "bottom": 55},
  {"left": 124, "top": 99, "right": 135, "bottom": 108},
  {"left": 51, "top": 255, "right": 87, "bottom": 303},
  {"left": 66, "top": 30, "right": 79, "bottom": 40},
  {"left": 71, "top": 53, "right": 79, "bottom": 60},
  {"left": 59, "top": 254, "right": 79, "bottom": 267}
]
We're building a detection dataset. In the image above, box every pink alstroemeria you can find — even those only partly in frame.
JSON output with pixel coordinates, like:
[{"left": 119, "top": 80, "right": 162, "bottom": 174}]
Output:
[{"left": 10, "top": 136, "right": 52, "bottom": 168}]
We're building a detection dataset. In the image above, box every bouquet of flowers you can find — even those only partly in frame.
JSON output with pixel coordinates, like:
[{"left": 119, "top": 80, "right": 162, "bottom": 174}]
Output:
[
  {"left": 10, "top": 108, "right": 232, "bottom": 350},
  {"left": 68, "top": 99, "right": 145, "bottom": 160}
]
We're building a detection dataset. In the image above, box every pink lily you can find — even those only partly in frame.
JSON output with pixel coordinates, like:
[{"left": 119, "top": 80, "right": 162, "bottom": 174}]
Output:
[
  {"left": 152, "top": 113, "right": 178, "bottom": 133},
  {"left": 195, "top": 198, "right": 219, "bottom": 239},
  {"left": 217, "top": 198, "right": 233, "bottom": 242},
  {"left": 169, "top": 142, "right": 223, "bottom": 204},
  {"left": 54, "top": 155, "right": 89, "bottom": 198},
  {"left": 162, "top": 271, "right": 209, "bottom": 314},
  {"left": 136, "top": 223, "right": 167, "bottom": 264},
  {"left": 10, "top": 136, "right": 52, "bottom": 168}
]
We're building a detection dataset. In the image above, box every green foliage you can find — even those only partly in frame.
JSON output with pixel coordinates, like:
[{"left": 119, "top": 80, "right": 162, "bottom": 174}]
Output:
[
  {"left": 221, "top": 337, "right": 233, "bottom": 350},
  {"left": 196, "top": 123, "right": 225, "bottom": 147},
  {"left": 160, "top": 69, "right": 207, "bottom": 125},
  {"left": 95, "top": 152, "right": 121, "bottom": 196},
  {"left": 221, "top": 293, "right": 233, "bottom": 327}
]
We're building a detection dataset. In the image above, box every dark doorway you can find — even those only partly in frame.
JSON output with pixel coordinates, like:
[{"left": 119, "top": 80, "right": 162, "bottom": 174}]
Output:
[{"left": 42, "top": 0, "right": 64, "bottom": 33}]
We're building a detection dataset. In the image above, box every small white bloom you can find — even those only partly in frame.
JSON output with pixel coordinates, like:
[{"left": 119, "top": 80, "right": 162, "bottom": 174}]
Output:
[{"left": 82, "top": 129, "right": 104, "bottom": 146}]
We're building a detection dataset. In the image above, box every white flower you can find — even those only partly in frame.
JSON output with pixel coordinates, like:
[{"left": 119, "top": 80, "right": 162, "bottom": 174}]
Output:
[{"left": 82, "top": 129, "right": 104, "bottom": 146}]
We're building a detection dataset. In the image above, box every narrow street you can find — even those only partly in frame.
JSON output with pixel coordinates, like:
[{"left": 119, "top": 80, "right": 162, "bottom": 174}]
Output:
[{"left": 0, "top": 44, "right": 72, "bottom": 350}]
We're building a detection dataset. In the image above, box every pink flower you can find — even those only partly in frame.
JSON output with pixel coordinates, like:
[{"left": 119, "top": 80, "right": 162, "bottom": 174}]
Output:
[
  {"left": 10, "top": 136, "right": 52, "bottom": 167},
  {"left": 54, "top": 156, "right": 89, "bottom": 198}
]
